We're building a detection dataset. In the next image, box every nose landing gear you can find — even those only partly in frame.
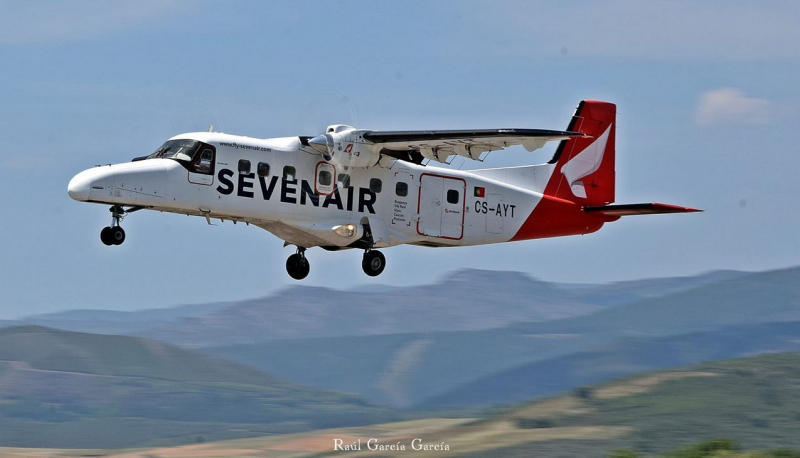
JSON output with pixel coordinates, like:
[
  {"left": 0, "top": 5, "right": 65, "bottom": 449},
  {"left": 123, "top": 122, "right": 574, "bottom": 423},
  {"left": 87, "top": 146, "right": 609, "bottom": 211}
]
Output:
[
  {"left": 100, "top": 205, "right": 139, "bottom": 246},
  {"left": 286, "top": 247, "right": 310, "bottom": 280},
  {"left": 100, "top": 225, "right": 125, "bottom": 246}
]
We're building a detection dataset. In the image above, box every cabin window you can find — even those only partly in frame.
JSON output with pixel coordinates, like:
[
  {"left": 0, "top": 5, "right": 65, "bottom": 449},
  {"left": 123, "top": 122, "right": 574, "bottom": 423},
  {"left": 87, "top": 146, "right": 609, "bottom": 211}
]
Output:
[
  {"left": 395, "top": 182, "right": 408, "bottom": 197},
  {"left": 319, "top": 171, "right": 332, "bottom": 186},
  {"left": 191, "top": 148, "right": 215, "bottom": 175},
  {"left": 338, "top": 173, "right": 350, "bottom": 188},
  {"left": 238, "top": 159, "right": 251, "bottom": 174},
  {"left": 257, "top": 162, "right": 270, "bottom": 177},
  {"left": 369, "top": 178, "right": 382, "bottom": 193},
  {"left": 283, "top": 166, "right": 296, "bottom": 181},
  {"left": 446, "top": 189, "right": 460, "bottom": 204}
]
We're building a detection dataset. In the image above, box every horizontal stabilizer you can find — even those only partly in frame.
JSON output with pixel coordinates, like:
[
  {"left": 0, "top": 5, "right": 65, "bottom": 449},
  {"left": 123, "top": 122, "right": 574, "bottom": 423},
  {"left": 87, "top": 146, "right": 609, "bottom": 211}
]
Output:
[{"left": 583, "top": 203, "right": 702, "bottom": 217}]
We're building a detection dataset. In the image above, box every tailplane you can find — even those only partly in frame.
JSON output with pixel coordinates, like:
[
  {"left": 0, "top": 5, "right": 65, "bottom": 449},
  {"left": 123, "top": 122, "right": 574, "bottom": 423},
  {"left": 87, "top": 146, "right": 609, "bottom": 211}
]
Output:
[{"left": 584, "top": 203, "right": 701, "bottom": 217}]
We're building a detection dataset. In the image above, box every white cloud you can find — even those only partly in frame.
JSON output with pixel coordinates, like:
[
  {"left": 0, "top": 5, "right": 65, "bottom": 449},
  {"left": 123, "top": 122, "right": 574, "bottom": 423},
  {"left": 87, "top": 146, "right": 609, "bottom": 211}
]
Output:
[
  {"left": 694, "top": 88, "right": 776, "bottom": 127},
  {"left": 473, "top": 0, "right": 800, "bottom": 60},
  {"left": 0, "top": 0, "right": 186, "bottom": 45}
]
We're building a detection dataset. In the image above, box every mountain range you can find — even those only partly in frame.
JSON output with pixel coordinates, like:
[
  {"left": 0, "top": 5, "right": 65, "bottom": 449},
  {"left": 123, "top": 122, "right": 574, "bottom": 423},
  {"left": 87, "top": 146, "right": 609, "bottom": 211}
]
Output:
[
  {"left": 2, "top": 266, "right": 799, "bottom": 450},
  {"left": 10, "top": 268, "right": 747, "bottom": 348},
  {"left": 206, "top": 266, "right": 800, "bottom": 408}
]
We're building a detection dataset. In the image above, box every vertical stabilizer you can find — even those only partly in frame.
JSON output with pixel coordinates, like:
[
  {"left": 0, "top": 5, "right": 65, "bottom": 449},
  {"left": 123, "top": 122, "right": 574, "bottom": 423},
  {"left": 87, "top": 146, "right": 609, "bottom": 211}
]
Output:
[{"left": 545, "top": 100, "right": 616, "bottom": 206}]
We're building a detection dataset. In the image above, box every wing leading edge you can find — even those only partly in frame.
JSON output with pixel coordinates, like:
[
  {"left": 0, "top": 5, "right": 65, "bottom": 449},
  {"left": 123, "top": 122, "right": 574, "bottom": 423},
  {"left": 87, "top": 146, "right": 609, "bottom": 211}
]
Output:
[{"left": 363, "top": 128, "right": 585, "bottom": 163}]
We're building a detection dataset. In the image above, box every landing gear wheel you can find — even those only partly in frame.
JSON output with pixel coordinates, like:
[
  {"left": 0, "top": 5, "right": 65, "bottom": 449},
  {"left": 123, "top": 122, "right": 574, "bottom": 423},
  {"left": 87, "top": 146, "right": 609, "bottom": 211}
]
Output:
[
  {"left": 362, "top": 250, "right": 386, "bottom": 277},
  {"left": 100, "top": 227, "right": 113, "bottom": 246},
  {"left": 286, "top": 253, "right": 310, "bottom": 280},
  {"left": 109, "top": 226, "right": 126, "bottom": 245},
  {"left": 101, "top": 205, "right": 128, "bottom": 246}
]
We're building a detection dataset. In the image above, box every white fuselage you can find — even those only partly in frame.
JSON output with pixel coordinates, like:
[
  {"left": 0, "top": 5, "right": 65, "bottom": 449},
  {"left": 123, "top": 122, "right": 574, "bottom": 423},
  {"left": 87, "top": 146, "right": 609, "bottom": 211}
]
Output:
[{"left": 68, "top": 132, "right": 565, "bottom": 249}]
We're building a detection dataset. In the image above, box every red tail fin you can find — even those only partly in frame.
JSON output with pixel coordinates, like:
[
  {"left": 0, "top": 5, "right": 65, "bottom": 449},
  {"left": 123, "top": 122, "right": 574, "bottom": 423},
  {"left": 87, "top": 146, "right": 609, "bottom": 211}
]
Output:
[{"left": 545, "top": 100, "right": 616, "bottom": 206}]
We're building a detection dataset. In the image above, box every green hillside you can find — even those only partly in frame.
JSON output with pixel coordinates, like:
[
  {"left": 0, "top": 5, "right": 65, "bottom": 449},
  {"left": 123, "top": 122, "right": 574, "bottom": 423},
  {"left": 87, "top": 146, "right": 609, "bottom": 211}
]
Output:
[
  {"left": 37, "top": 352, "right": 799, "bottom": 457},
  {"left": 453, "top": 352, "right": 800, "bottom": 457},
  {"left": 3, "top": 353, "right": 800, "bottom": 456},
  {"left": 0, "top": 326, "right": 395, "bottom": 448}
]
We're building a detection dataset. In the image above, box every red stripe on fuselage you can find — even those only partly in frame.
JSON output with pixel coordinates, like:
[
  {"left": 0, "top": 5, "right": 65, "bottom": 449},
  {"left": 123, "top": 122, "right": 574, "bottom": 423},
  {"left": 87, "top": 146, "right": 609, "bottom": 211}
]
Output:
[{"left": 511, "top": 194, "right": 605, "bottom": 241}]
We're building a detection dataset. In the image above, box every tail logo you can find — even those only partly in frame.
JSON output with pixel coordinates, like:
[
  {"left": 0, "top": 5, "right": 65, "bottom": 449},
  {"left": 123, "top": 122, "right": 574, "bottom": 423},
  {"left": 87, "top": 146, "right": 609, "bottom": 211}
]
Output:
[{"left": 560, "top": 124, "right": 612, "bottom": 198}]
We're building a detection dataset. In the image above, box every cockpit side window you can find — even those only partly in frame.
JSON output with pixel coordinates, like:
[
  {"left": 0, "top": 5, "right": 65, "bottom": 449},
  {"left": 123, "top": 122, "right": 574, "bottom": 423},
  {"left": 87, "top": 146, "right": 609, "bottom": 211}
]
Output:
[{"left": 191, "top": 148, "right": 215, "bottom": 175}]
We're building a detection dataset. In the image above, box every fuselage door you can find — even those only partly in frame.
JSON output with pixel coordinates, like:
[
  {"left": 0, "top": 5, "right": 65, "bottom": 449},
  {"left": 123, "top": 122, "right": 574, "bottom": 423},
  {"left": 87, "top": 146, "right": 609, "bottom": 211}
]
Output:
[
  {"left": 418, "top": 174, "right": 465, "bottom": 240},
  {"left": 441, "top": 181, "right": 465, "bottom": 239}
]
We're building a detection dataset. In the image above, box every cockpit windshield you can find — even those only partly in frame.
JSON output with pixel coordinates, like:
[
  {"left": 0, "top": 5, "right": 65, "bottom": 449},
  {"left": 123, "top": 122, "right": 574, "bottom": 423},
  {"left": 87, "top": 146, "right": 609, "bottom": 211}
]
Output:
[{"left": 147, "top": 139, "right": 201, "bottom": 163}]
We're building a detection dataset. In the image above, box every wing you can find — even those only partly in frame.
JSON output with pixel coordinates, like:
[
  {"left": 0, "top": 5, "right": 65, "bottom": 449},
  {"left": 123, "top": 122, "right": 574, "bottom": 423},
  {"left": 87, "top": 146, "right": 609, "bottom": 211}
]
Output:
[{"left": 362, "top": 128, "right": 585, "bottom": 163}]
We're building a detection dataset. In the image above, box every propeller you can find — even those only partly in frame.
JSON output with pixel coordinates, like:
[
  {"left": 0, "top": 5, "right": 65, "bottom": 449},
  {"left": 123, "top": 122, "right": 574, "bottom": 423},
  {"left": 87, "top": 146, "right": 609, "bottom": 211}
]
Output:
[
  {"left": 293, "top": 91, "right": 360, "bottom": 190},
  {"left": 294, "top": 91, "right": 358, "bottom": 140}
]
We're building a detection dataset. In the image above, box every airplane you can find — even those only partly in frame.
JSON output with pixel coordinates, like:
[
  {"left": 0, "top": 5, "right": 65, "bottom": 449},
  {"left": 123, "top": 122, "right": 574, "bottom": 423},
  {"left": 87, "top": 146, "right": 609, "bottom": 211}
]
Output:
[{"left": 68, "top": 100, "right": 699, "bottom": 280}]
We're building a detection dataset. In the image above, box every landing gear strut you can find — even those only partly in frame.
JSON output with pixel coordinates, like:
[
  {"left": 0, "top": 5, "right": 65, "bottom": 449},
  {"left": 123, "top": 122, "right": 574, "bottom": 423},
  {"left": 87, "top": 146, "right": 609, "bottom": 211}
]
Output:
[
  {"left": 362, "top": 250, "right": 386, "bottom": 277},
  {"left": 286, "top": 247, "right": 310, "bottom": 280},
  {"left": 100, "top": 205, "right": 126, "bottom": 246}
]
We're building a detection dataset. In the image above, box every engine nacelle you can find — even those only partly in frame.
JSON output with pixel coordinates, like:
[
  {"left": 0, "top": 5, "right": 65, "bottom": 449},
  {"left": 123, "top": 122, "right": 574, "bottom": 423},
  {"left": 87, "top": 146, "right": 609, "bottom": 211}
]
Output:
[{"left": 308, "top": 127, "right": 381, "bottom": 169}]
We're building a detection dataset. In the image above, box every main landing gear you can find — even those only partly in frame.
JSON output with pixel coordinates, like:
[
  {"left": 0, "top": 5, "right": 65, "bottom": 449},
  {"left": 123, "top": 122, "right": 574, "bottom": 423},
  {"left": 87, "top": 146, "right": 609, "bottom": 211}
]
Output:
[
  {"left": 286, "top": 248, "right": 310, "bottom": 280},
  {"left": 284, "top": 247, "right": 387, "bottom": 280},
  {"left": 362, "top": 250, "right": 386, "bottom": 277}
]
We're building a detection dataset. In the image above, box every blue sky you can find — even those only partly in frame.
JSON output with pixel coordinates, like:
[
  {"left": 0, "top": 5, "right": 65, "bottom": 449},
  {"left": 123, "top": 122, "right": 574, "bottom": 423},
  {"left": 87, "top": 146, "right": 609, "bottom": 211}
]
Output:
[{"left": 1, "top": 0, "right": 799, "bottom": 317}]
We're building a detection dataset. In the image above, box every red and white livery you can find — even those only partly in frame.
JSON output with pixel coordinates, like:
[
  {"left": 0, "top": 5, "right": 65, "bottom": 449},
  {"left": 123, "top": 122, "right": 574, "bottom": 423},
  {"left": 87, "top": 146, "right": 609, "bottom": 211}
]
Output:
[{"left": 68, "top": 100, "right": 699, "bottom": 279}]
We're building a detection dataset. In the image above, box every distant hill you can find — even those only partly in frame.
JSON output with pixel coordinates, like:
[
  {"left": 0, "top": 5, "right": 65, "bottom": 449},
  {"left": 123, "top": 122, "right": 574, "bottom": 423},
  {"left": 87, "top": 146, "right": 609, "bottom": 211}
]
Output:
[
  {"left": 0, "top": 326, "right": 394, "bottom": 448},
  {"left": 563, "top": 269, "right": 747, "bottom": 307},
  {"left": 508, "top": 265, "right": 800, "bottom": 337},
  {"left": 206, "top": 327, "right": 602, "bottom": 408},
  {"left": 15, "top": 300, "right": 232, "bottom": 335},
  {"left": 4, "top": 268, "right": 747, "bottom": 348},
  {"left": 136, "top": 268, "right": 748, "bottom": 348},
  {"left": 206, "top": 267, "right": 800, "bottom": 408},
  {"left": 423, "top": 320, "right": 800, "bottom": 409},
  {"left": 136, "top": 269, "right": 601, "bottom": 347}
]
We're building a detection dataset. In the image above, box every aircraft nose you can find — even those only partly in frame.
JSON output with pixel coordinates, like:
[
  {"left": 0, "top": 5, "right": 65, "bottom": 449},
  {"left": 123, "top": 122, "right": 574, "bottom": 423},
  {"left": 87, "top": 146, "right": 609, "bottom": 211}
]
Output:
[{"left": 67, "top": 170, "right": 94, "bottom": 201}]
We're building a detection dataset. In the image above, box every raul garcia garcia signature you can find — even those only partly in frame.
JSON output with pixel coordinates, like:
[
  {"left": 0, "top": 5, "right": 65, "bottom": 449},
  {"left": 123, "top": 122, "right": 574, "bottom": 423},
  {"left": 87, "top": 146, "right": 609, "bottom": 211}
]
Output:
[{"left": 334, "top": 438, "right": 450, "bottom": 451}]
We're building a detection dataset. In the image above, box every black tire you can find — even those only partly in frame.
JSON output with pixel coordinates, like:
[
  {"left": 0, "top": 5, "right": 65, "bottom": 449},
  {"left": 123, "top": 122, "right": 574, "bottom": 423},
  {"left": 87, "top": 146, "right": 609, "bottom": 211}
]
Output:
[
  {"left": 362, "top": 250, "right": 386, "bottom": 277},
  {"left": 286, "top": 253, "right": 310, "bottom": 280},
  {"left": 110, "top": 226, "right": 126, "bottom": 245},
  {"left": 100, "top": 227, "right": 113, "bottom": 246}
]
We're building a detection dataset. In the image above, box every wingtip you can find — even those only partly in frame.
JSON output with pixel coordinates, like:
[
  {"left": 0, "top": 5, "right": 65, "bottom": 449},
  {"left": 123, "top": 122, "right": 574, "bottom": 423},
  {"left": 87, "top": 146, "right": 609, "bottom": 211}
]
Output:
[{"left": 659, "top": 203, "right": 703, "bottom": 214}]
